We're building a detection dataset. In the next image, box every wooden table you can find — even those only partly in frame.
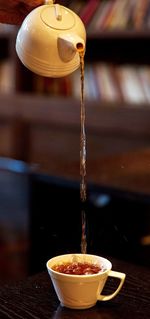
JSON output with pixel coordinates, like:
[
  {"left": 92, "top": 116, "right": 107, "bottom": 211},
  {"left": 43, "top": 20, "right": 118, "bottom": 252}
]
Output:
[{"left": 0, "top": 257, "right": 149, "bottom": 319}]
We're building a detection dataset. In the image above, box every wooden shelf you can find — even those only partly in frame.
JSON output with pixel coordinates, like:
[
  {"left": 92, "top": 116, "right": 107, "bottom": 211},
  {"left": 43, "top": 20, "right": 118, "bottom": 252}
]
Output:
[
  {"left": 88, "top": 29, "right": 150, "bottom": 39},
  {"left": 0, "top": 93, "right": 150, "bottom": 175},
  {"left": 1, "top": 93, "right": 150, "bottom": 135}
]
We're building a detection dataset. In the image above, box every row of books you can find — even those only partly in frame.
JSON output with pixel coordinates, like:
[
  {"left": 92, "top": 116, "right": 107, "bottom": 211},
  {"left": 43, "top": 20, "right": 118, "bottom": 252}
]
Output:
[
  {"left": 33, "top": 63, "right": 150, "bottom": 106},
  {"left": 0, "top": 1, "right": 150, "bottom": 34},
  {"left": 0, "top": 59, "right": 15, "bottom": 93},
  {"left": 66, "top": 0, "right": 150, "bottom": 31},
  {"left": 72, "top": 63, "right": 150, "bottom": 105},
  {"left": 1, "top": 57, "right": 150, "bottom": 106}
]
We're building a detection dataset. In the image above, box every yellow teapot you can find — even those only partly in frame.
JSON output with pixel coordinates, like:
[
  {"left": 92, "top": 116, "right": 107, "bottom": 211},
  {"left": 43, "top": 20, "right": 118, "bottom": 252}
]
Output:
[{"left": 16, "top": 0, "right": 86, "bottom": 77}]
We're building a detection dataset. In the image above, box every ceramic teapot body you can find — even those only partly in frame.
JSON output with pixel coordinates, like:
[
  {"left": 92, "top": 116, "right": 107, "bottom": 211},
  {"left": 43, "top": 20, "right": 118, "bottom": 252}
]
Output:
[{"left": 16, "top": 1, "right": 86, "bottom": 77}]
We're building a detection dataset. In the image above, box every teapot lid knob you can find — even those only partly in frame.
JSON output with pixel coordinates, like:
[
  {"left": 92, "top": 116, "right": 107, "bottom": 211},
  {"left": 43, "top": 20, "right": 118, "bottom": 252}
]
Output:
[{"left": 41, "top": 4, "right": 75, "bottom": 30}]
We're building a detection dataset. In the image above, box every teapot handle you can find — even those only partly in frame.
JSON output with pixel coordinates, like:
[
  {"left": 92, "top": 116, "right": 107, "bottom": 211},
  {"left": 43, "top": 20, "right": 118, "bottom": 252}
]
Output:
[{"left": 45, "top": 0, "right": 55, "bottom": 5}]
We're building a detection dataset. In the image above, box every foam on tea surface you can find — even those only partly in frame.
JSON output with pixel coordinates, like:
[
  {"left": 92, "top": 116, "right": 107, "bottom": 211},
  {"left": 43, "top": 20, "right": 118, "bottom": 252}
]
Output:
[
  {"left": 52, "top": 261, "right": 102, "bottom": 275},
  {"left": 50, "top": 254, "right": 107, "bottom": 275}
]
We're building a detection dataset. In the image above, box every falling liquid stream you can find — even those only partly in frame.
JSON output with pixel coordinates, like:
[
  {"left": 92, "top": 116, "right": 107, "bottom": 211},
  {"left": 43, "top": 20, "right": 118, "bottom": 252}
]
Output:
[{"left": 79, "top": 50, "right": 87, "bottom": 255}]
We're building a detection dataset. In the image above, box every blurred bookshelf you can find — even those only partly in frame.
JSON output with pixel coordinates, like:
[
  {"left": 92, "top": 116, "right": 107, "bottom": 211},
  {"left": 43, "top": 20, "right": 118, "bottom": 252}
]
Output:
[
  {"left": 1, "top": 0, "right": 150, "bottom": 174},
  {"left": 14, "top": 0, "right": 150, "bottom": 107}
]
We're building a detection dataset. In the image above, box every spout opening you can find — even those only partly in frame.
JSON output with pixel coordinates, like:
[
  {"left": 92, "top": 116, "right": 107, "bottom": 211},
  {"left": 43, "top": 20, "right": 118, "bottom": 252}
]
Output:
[{"left": 76, "top": 43, "right": 84, "bottom": 53}]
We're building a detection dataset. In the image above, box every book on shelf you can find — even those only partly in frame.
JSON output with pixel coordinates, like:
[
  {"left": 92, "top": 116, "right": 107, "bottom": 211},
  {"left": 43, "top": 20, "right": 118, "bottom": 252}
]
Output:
[
  {"left": 105, "top": 64, "right": 125, "bottom": 103},
  {"left": 81, "top": 64, "right": 99, "bottom": 100},
  {"left": 0, "top": 23, "right": 16, "bottom": 34},
  {"left": 132, "top": 0, "right": 150, "bottom": 29},
  {"left": 67, "top": 1, "right": 85, "bottom": 15},
  {"left": 87, "top": 65, "right": 100, "bottom": 100},
  {"left": 0, "top": 59, "right": 15, "bottom": 93},
  {"left": 94, "top": 63, "right": 123, "bottom": 103},
  {"left": 79, "top": 0, "right": 100, "bottom": 26},
  {"left": 99, "top": 0, "right": 121, "bottom": 30},
  {"left": 87, "top": 1, "right": 109, "bottom": 32},
  {"left": 70, "top": 65, "right": 97, "bottom": 101},
  {"left": 116, "top": 65, "right": 147, "bottom": 105},
  {"left": 143, "top": 1, "right": 150, "bottom": 28},
  {"left": 107, "top": 0, "right": 131, "bottom": 30},
  {"left": 69, "top": 69, "right": 80, "bottom": 99},
  {"left": 74, "top": 0, "right": 150, "bottom": 32},
  {"left": 83, "top": 66, "right": 93, "bottom": 100},
  {"left": 137, "top": 66, "right": 150, "bottom": 103}
]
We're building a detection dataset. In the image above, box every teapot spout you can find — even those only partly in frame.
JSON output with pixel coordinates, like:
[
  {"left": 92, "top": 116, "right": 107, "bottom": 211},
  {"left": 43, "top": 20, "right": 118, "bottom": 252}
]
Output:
[{"left": 58, "top": 34, "right": 85, "bottom": 63}]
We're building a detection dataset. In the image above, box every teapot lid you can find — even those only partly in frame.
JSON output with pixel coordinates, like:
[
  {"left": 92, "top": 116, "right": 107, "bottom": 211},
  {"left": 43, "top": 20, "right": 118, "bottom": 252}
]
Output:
[{"left": 41, "top": 4, "right": 75, "bottom": 30}]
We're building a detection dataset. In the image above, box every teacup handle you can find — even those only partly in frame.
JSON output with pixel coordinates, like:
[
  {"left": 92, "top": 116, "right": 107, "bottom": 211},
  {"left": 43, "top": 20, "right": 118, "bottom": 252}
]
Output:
[{"left": 98, "top": 270, "right": 126, "bottom": 301}]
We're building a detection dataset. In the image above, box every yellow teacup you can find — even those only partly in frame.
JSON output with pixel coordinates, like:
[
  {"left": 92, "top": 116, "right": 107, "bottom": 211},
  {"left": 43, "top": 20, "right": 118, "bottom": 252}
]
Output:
[{"left": 46, "top": 253, "right": 126, "bottom": 310}]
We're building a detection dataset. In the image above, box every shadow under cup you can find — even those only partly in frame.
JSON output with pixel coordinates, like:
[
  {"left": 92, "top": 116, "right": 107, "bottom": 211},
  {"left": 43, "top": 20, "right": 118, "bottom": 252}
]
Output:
[{"left": 46, "top": 254, "right": 126, "bottom": 310}]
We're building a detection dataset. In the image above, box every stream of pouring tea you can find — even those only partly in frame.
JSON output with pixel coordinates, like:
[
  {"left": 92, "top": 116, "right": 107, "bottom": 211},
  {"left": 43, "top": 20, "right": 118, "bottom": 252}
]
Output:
[{"left": 79, "top": 50, "right": 87, "bottom": 254}]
